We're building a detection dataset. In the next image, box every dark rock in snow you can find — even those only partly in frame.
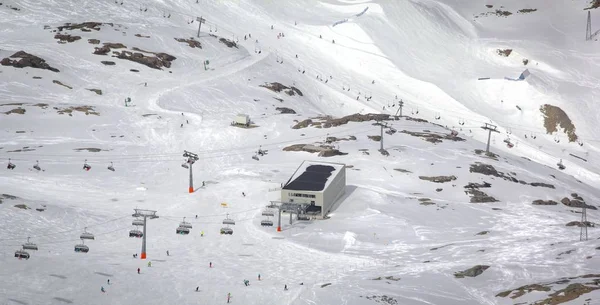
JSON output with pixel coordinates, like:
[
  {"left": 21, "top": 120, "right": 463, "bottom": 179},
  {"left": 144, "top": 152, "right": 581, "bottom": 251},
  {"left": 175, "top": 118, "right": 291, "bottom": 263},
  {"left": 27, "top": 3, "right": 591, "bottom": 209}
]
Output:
[{"left": 1, "top": 51, "right": 59, "bottom": 72}]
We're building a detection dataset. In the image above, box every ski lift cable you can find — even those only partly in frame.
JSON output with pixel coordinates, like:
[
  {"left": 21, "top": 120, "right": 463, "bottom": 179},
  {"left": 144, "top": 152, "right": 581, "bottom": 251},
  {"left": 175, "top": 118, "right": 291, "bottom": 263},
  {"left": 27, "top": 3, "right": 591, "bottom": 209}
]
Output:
[
  {"left": 0, "top": 215, "right": 130, "bottom": 241},
  {"left": 1, "top": 124, "right": 437, "bottom": 164},
  {"left": 0, "top": 226, "right": 130, "bottom": 247},
  {"left": 161, "top": 206, "right": 264, "bottom": 220},
  {"left": 0, "top": 125, "right": 375, "bottom": 161}
]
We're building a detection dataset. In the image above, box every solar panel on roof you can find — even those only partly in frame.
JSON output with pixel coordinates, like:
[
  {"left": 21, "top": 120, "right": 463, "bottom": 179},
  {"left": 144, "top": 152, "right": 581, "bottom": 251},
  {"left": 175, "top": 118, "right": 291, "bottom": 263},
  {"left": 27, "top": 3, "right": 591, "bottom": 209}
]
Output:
[{"left": 283, "top": 164, "right": 336, "bottom": 191}]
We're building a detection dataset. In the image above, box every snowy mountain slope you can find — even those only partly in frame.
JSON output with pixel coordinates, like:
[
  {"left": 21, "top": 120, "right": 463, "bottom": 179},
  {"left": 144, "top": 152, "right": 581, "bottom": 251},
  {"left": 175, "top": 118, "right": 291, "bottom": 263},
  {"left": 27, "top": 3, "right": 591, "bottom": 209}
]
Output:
[{"left": 2, "top": 0, "right": 600, "bottom": 304}]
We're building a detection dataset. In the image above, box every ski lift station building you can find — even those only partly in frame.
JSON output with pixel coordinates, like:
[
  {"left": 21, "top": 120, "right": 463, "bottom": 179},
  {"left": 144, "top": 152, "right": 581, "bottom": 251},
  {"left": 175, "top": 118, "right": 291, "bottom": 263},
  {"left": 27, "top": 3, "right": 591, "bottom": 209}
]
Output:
[{"left": 281, "top": 160, "right": 346, "bottom": 218}]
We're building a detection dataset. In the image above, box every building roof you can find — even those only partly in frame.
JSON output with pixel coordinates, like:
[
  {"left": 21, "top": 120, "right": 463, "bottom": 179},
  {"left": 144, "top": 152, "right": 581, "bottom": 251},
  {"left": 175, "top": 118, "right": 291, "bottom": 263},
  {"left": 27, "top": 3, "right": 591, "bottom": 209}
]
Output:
[{"left": 283, "top": 160, "right": 345, "bottom": 192}]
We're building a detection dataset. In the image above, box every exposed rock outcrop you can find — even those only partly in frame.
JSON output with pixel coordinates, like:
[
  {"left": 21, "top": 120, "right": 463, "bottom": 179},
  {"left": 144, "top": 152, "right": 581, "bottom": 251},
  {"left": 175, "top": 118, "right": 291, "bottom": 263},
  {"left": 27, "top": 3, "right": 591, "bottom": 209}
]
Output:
[
  {"left": 175, "top": 37, "right": 202, "bottom": 48},
  {"left": 283, "top": 144, "right": 347, "bottom": 157},
  {"left": 419, "top": 175, "right": 457, "bottom": 183},
  {"left": 54, "top": 34, "right": 81, "bottom": 43},
  {"left": 454, "top": 265, "right": 489, "bottom": 278},
  {"left": 275, "top": 107, "right": 296, "bottom": 114},
  {"left": 1, "top": 51, "right": 59, "bottom": 72}
]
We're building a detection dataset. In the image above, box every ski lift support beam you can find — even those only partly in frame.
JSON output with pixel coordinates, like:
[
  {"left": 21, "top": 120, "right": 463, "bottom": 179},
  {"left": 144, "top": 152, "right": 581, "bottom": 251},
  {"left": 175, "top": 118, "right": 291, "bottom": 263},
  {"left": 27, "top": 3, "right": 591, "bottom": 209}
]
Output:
[
  {"left": 183, "top": 150, "right": 200, "bottom": 193},
  {"left": 481, "top": 123, "right": 500, "bottom": 154},
  {"left": 132, "top": 209, "right": 158, "bottom": 260}
]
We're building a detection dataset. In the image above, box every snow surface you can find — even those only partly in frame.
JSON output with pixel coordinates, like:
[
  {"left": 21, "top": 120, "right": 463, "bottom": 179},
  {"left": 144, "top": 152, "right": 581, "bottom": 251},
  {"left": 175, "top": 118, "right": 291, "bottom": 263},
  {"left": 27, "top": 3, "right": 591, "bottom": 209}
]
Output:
[{"left": 2, "top": 0, "right": 600, "bottom": 304}]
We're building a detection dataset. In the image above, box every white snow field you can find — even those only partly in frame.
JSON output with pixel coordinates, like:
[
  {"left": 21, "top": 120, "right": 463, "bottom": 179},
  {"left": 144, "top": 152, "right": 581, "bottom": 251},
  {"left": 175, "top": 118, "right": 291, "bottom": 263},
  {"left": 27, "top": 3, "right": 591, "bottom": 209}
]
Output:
[{"left": 2, "top": 0, "right": 600, "bottom": 304}]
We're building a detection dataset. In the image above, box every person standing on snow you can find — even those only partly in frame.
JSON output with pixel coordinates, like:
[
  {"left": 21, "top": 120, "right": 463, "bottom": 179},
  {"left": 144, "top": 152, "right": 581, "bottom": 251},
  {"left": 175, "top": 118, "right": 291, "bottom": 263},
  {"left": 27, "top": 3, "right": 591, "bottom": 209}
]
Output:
[
  {"left": 137, "top": 268, "right": 140, "bottom": 274},
  {"left": 196, "top": 286, "right": 199, "bottom": 292},
  {"left": 209, "top": 262, "right": 212, "bottom": 268},
  {"left": 258, "top": 274, "right": 261, "bottom": 281},
  {"left": 284, "top": 284, "right": 288, "bottom": 290},
  {"left": 227, "top": 292, "right": 231, "bottom": 303},
  {"left": 166, "top": 250, "right": 169, "bottom": 256},
  {"left": 101, "top": 286, "right": 105, "bottom": 293},
  {"left": 147, "top": 261, "right": 152, "bottom": 267},
  {"left": 107, "top": 279, "right": 110, "bottom": 285}
]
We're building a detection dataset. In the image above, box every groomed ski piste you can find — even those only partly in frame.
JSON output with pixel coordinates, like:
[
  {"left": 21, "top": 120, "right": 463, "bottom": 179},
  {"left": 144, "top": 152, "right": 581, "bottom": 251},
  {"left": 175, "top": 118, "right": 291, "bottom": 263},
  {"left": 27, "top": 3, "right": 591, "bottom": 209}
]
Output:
[{"left": 2, "top": 0, "right": 600, "bottom": 304}]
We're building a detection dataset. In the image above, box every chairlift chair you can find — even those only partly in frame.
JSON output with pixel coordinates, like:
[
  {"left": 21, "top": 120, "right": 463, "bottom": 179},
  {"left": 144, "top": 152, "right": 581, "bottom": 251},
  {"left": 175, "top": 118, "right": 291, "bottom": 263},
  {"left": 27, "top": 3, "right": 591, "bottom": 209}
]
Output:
[
  {"left": 107, "top": 162, "right": 115, "bottom": 172},
  {"left": 179, "top": 217, "right": 192, "bottom": 229},
  {"left": 33, "top": 160, "right": 41, "bottom": 171},
  {"left": 222, "top": 214, "right": 235, "bottom": 225},
  {"left": 261, "top": 209, "right": 274, "bottom": 217},
  {"left": 260, "top": 219, "right": 273, "bottom": 226},
  {"left": 132, "top": 218, "right": 144, "bottom": 226},
  {"left": 176, "top": 226, "right": 190, "bottom": 235},
  {"left": 506, "top": 142, "right": 514, "bottom": 148},
  {"left": 435, "top": 113, "right": 441, "bottom": 120},
  {"left": 80, "top": 227, "right": 95, "bottom": 240},
  {"left": 181, "top": 158, "right": 190, "bottom": 169},
  {"left": 14, "top": 249, "right": 30, "bottom": 259},
  {"left": 83, "top": 159, "right": 91, "bottom": 171},
  {"left": 74, "top": 239, "right": 89, "bottom": 253},
  {"left": 557, "top": 159, "right": 566, "bottom": 170},
  {"left": 450, "top": 130, "right": 459, "bottom": 137},
  {"left": 7, "top": 158, "right": 16, "bottom": 170},
  {"left": 220, "top": 227, "right": 233, "bottom": 235},
  {"left": 297, "top": 213, "right": 310, "bottom": 221},
  {"left": 22, "top": 237, "right": 38, "bottom": 251},
  {"left": 129, "top": 229, "right": 143, "bottom": 238},
  {"left": 252, "top": 154, "right": 259, "bottom": 161}
]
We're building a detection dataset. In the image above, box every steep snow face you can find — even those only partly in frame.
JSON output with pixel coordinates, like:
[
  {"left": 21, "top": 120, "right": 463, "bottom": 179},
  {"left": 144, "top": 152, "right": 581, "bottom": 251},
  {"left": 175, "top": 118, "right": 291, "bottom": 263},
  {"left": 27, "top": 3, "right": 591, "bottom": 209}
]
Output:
[{"left": 2, "top": 0, "right": 600, "bottom": 304}]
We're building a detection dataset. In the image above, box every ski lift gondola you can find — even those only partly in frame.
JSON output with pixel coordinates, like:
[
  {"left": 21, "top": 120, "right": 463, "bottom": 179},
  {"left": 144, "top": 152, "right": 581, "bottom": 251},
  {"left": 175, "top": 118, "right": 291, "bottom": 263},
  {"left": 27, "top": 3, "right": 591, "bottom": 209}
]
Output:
[
  {"left": 80, "top": 227, "right": 95, "bottom": 240},
  {"left": 179, "top": 217, "right": 192, "bottom": 229},
  {"left": 176, "top": 226, "right": 190, "bottom": 235},
  {"left": 14, "top": 249, "right": 30, "bottom": 259},
  {"left": 220, "top": 227, "right": 233, "bottom": 235},
  {"left": 557, "top": 159, "right": 566, "bottom": 170},
  {"left": 33, "top": 160, "right": 41, "bottom": 171},
  {"left": 107, "top": 162, "right": 115, "bottom": 172},
  {"left": 129, "top": 229, "right": 143, "bottom": 238},
  {"left": 132, "top": 218, "right": 144, "bottom": 226},
  {"left": 7, "top": 158, "right": 15, "bottom": 170},
  {"left": 22, "top": 237, "right": 38, "bottom": 251},
  {"left": 222, "top": 214, "right": 235, "bottom": 225},
  {"left": 74, "top": 239, "right": 89, "bottom": 253},
  {"left": 83, "top": 159, "right": 91, "bottom": 171}
]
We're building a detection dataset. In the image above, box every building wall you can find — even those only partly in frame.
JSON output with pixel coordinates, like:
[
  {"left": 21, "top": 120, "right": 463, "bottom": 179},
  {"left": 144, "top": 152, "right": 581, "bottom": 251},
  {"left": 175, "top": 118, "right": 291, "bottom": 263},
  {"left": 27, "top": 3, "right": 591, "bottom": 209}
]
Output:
[
  {"left": 280, "top": 190, "right": 323, "bottom": 206},
  {"left": 322, "top": 166, "right": 346, "bottom": 217}
]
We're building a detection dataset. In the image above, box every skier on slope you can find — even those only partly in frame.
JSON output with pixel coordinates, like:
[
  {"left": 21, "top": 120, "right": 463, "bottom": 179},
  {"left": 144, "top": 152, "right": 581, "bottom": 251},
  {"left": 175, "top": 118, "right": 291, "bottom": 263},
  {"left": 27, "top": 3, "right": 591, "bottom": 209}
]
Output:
[
  {"left": 148, "top": 261, "right": 152, "bottom": 267},
  {"left": 101, "top": 286, "right": 105, "bottom": 293}
]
